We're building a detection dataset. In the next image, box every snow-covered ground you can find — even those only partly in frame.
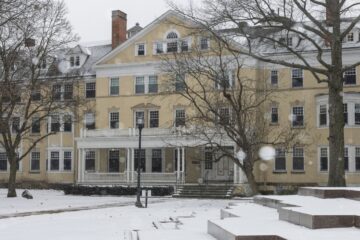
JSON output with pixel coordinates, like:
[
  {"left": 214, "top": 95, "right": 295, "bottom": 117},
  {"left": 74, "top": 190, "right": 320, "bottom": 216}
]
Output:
[{"left": 0, "top": 189, "right": 234, "bottom": 240}]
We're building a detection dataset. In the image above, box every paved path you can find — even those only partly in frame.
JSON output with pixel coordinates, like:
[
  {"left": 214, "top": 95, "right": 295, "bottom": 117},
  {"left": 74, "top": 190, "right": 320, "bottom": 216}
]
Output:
[{"left": 0, "top": 198, "right": 169, "bottom": 220}]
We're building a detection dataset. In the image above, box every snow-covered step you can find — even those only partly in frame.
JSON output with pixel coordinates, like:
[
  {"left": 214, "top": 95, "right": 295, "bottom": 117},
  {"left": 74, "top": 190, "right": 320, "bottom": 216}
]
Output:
[
  {"left": 208, "top": 202, "right": 360, "bottom": 240},
  {"left": 174, "top": 185, "right": 234, "bottom": 199},
  {"left": 298, "top": 187, "right": 360, "bottom": 200}
]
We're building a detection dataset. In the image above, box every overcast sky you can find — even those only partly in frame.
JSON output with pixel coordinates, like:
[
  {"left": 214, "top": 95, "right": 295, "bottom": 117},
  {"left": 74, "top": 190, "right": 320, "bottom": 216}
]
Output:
[{"left": 62, "top": 0, "right": 190, "bottom": 44}]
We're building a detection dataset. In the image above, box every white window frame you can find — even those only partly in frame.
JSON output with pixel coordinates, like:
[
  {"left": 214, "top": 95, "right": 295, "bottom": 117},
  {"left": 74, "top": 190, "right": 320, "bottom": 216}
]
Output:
[
  {"left": 291, "top": 68, "right": 303, "bottom": 88},
  {"left": 47, "top": 149, "right": 73, "bottom": 172},
  {"left": 109, "top": 112, "right": 119, "bottom": 129},
  {"left": 318, "top": 146, "right": 329, "bottom": 172},
  {"left": 270, "top": 69, "right": 278, "bottom": 86},
  {"left": 30, "top": 151, "right": 41, "bottom": 172},
  {"left": 134, "top": 110, "right": 145, "bottom": 128},
  {"left": 149, "top": 110, "right": 159, "bottom": 128},
  {"left": 109, "top": 77, "right": 120, "bottom": 96},
  {"left": 292, "top": 147, "right": 304, "bottom": 171},
  {"left": 135, "top": 43, "right": 146, "bottom": 56},
  {"left": 199, "top": 37, "right": 210, "bottom": 50},
  {"left": 175, "top": 109, "right": 186, "bottom": 127},
  {"left": 292, "top": 106, "right": 304, "bottom": 127},
  {"left": 84, "top": 112, "right": 96, "bottom": 130},
  {"left": 85, "top": 82, "right": 96, "bottom": 98}
]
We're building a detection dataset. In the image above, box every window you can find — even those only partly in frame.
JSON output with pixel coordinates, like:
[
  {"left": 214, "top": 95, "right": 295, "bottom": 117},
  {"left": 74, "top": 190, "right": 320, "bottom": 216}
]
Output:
[
  {"left": 320, "top": 148, "right": 328, "bottom": 171},
  {"left": 275, "top": 148, "right": 286, "bottom": 171},
  {"left": 136, "top": 43, "right": 145, "bottom": 56},
  {"left": 12, "top": 117, "right": 20, "bottom": 134},
  {"left": 64, "top": 84, "right": 73, "bottom": 100},
  {"left": 271, "top": 107, "right": 278, "bottom": 124},
  {"left": 85, "top": 151, "right": 95, "bottom": 171},
  {"left": 152, "top": 149, "right": 162, "bottom": 172},
  {"left": 31, "top": 90, "right": 41, "bottom": 101},
  {"left": 319, "top": 105, "right": 327, "bottom": 126},
  {"left": 75, "top": 56, "right": 80, "bottom": 66},
  {"left": 0, "top": 152, "right": 7, "bottom": 171},
  {"left": 181, "top": 40, "right": 189, "bottom": 52},
  {"left": 134, "top": 149, "right": 146, "bottom": 172},
  {"left": 108, "top": 150, "right": 119, "bottom": 172},
  {"left": 344, "top": 147, "right": 349, "bottom": 171},
  {"left": 167, "top": 32, "right": 178, "bottom": 53},
  {"left": 148, "top": 76, "right": 158, "bottom": 93},
  {"left": 135, "top": 111, "right": 144, "bottom": 128},
  {"left": 40, "top": 59, "right": 47, "bottom": 69},
  {"left": 50, "top": 115, "right": 60, "bottom": 132},
  {"left": 50, "top": 151, "right": 60, "bottom": 171},
  {"left": 344, "top": 103, "right": 348, "bottom": 125},
  {"left": 30, "top": 151, "right": 40, "bottom": 171},
  {"left": 149, "top": 110, "right": 159, "bottom": 128},
  {"left": 356, "top": 147, "right": 360, "bottom": 171},
  {"left": 292, "top": 106, "right": 304, "bottom": 127},
  {"left": 63, "top": 115, "right": 72, "bottom": 132},
  {"left": 200, "top": 37, "right": 209, "bottom": 50},
  {"left": 287, "top": 37, "right": 293, "bottom": 47},
  {"left": 347, "top": 32, "right": 354, "bottom": 42},
  {"left": 70, "top": 56, "right": 74, "bottom": 67},
  {"left": 355, "top": 104, "right": 360, "bottom": 125},
  {"left": 110, "top": 78, "right": 119, "bottom": 96},
  {"left": 174, "top": 149, "right": 183, "bottom": 171},
  {"left": 204, "top": 148, "right": 213, "bottom": 169},
  {"left": 216, "top": 71, "right": 234, "bottom": 89},
  {"left": 219, "top": 107, "right": 231, "bottom": 125},
  {"left": 155, "top": 42, "right": 164, "bottom": 54},
  {"left": 135, "top": 76, "right": 145, "bottom": 94},
  {"left": 86, "top": 82, "right": 96, "bottom": 98},
  {"left": 63, "top": 151, "right": 72, "bottom": 171},
  {"left": 292, "top": 68, "right": 303, "bottom": 88},
  {"left": 293, "top": 147, "right": 304, "bottom": 171},
  {"left": 175, "top": 109, "right": 185, "bottom": 127},
  {"left": 175, "top": 74, "right": 185, "bottom": 91},
  {"left": 85, "top": 113, "right": 95, "bottom": 130},
  {"left": 109, "top": 112, "right": 119, "bottom": 129},
  {"left": 52, "top": 84, "right": 62, "bottom": 101},
  {"left": 271, "top": 70, "right": 278, "bottom": 85},
  {"left": 31, "top": 117, "right": 41, "bottom": 134},
  {"left": 344, "top": 67, "right": 356, "bottom": 85}
]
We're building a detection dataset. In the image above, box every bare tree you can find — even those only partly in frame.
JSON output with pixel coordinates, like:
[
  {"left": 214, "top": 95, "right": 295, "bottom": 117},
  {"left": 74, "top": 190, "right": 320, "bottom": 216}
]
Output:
[
  {"left": 161, "top": 39, "right": 304, "bottom": 195},
  {"left": 168, "top": 0, "right": 360, "bottom": 187},
  {"left": 0, "top": 0, "right": 79, "bottom": 197}
]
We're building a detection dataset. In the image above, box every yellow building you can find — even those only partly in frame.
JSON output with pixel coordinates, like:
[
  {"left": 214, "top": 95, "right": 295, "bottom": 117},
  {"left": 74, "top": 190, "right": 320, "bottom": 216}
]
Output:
[{"left": 1, "top": 10, "right": 359, "bottom": 192}]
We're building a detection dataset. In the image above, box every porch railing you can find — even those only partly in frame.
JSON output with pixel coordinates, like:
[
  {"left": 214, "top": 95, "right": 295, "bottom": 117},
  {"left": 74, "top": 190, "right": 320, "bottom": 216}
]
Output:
[
  {"left": 83, "top": 172, "right": 127, "bottom": 183},
  {"left": 134, "top": 172, "right": 178, "bottom": 183}
]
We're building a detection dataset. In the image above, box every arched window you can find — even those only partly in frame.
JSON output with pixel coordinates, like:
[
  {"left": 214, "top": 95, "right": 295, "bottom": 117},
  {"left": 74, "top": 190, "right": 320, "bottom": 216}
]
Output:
[{"left": 166, "top": 31, "right": 178, "bottom": 53}]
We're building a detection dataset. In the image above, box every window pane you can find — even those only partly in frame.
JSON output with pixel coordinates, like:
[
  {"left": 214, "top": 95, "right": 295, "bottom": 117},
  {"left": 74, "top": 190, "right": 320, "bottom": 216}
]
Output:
[
  {"left": 108, "top": 150, "right": 119, "bottom": 172},
  {"left": 85, "top": 113, "right": 95, "bottom": 130},
  {"left": 344, "top": 67, "right": 356, "bottom": 85},
  {"left": 149, "top": 111, "right": 159, "bottom": 128},
  {"left": 86, "top": 82, "right": 96, "bottom": 98},
  {"left": 110, "top": 78, "right": 119, "bottom": 95},
  {"left": 63, "top": 151, "right": 72, "bottom": 171},
  {"left": 64, "top": 84, "right": 73, "bottom": 100},
  {"left": 320, "top": 148, "right": 328, "bottom": 171},
  {"left": 135, "top": 111, "right": 144, "bottom": 128},
  {"left": 50, "top": 151, "right": 59, "bottom": 171},
  {"left": 31, "top": 152, "right": 40, "bottom": 171},
  {"left": 344, "top": 104, "right": 348, "bottom": 125},
  {"left": 355, "top": 104, "right": 360, "bottom": 125},
  {"left": 110, "top": 112, "right": 119, "bottom": 129},
  {"left": 32, "top": 117, "right": 41, "bottom": 133},
  {"left": 205, "top": 148, "right": 213, "bottom": 169},
  {"left": 356, "top": 148, "right": 360, "bottom": 171},
  {"left": 175, "top": 109, "right": 185, "bottom": 127},
  {"left": 148, "top": 76, "right": 158, "bottom": 93},
  {"left": 293, "top": 148, "right": 304, "bottom": 170},
  {"left": 344, "top": 147, "right": 349, "bottom": 171},
  {"left": 51, "top": 115, "right": 60, "bottom": 132},
  {"left": 319, "top": 105, "right": 327, "bottom": 126},
  {"left": 152, "top": 149, "right": 162, "bottom": 172},
  {"left": 175, "top": 74, "right": 185, "bottom": 91},
  {"left": 292, "top": 107, "right": 304, "bottom": 127},
  {"left": 85, "top": 151, "right": 95, "bottom": 171},
  {"left": 52, "top": 84, "right": 62, "bottom": 101},
  {"left": 271, "top": 107, "right": 278, "bottom": 123},
  {"left": 200, "top": 37, "right": 209, "bottom": 50},
  {"left": 63, "top": 115, "right": 72, "bottom": 132},
  {"left": 0, "top": 153, "right": 7, "bottom": 171},
  {"left": 292, "top": 68, "right": 303, "bottom": 87},
  {"left": 271, "top": 70, "right": 278, "bottom": 85},
  {"left": 134, "top": 149, "right": 146, "bottom": 172},
  {"left": 275, "top": 148, "right": 286, "bottom": 171},
  {"left": 135, "top": 77, "right": 145, "bottom": 94}
]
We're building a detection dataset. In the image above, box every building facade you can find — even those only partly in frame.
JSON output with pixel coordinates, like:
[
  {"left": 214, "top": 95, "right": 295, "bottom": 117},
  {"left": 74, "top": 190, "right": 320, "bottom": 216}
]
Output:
[{"left": 0, "top": 10, "right": 360, "bottom": 190}]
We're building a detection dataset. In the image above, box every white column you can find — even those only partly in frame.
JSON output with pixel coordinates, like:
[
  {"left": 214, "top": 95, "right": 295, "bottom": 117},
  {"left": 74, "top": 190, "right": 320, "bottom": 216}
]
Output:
[
  {"left": 233, "top": 162, "right": 238, "bottom": 184},
  {"left": 81, "top": 149, "right": 86, "bottom": 182},
  {"left": 126, "top": 148, "right": 130, "bottom": 182},
  {"left": 181, "top": 147, "right": 185, "bottom": 183},
  {"left": 77, "top": 148, "right": 81, "bottom": 183},
  {"left": 131, "top": 148, "right": 135, "bottom": 183},
  {"left": 176, "top": 147, "right": 180, "bottom": 181}
]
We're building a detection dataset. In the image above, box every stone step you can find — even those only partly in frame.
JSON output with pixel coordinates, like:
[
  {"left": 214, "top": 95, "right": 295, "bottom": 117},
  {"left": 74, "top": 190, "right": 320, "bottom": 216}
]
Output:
[
  {"left": 173, "top": 194, "right": 232, "bottom": 199},
  {"left": 298, "top": 187, "right": 360, "bottom": 200}
]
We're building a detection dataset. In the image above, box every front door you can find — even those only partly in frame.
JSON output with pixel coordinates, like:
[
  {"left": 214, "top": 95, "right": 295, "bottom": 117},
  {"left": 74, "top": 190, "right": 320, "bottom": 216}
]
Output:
[
  {"left": 108, "top": 150, "right": 120, "bottom": 172},
  {"left": 202, "top": 148, "right": 234, "bottom": 182}
]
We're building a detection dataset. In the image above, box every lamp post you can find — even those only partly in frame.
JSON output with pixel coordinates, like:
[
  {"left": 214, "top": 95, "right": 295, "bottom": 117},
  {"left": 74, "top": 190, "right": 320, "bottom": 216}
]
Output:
[{"left": 135, "top": 117, "right": 144, "bottom": 208}]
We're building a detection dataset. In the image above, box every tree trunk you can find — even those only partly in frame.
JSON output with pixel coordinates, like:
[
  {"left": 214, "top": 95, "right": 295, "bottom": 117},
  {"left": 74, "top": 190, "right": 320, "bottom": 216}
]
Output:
[
  {"left": 327, "top": 75, "right": 345, "bottom": 186},
  {"left": 243, "top": 158, "right": 259, "bottom": 196},
  {"left": 327, "top": 1, "right": 345, "bottom": 187},
  {"left": 7, "top": 157, "right": 18, "bottom": 198}
]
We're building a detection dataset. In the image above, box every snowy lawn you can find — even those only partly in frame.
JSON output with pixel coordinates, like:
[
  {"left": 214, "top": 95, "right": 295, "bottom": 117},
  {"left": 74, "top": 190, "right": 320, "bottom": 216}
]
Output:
[
  {"left": 0, "top": 189, "right": 151, "bottom": 215},
  {"left": 0, "top": 189, "right": 234, "bottom": 240}
]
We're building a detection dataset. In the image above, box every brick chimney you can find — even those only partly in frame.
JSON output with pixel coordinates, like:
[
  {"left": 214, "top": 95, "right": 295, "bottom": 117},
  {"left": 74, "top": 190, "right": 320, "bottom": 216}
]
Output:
[{"left": 112, "top": 10, "right": 127, "bottom": 49}]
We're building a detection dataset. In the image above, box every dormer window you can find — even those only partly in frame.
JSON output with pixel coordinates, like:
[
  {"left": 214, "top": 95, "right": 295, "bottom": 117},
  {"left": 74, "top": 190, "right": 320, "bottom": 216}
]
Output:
[
  {"left": 70, "top": 56, "right": 74, "bottom": 67},
  {"left": 200, "top": 37, "right": 209, "bottom": 50},
  {"left": 181, "top": 40, "right": 189, "bottom": 52},
  {"left": 167, "top": 32, "right": 178, "bottom": 53},
  {"left": 279, "top": 37, "right": 292, "bottom": 47},
  {"left": 347, "top": 32, "right": 354, "bottom": 42},
  {"left": 75, "top": 56, "right": 80, "bottom": 66},
  {"left": 69, "top": 56, "right": 80, "bottom": 68}
]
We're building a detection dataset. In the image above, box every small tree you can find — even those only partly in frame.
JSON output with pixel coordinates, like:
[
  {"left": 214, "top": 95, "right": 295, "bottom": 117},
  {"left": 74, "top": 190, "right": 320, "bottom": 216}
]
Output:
[
  {"left": 169, "top": 0, "right": 360, "bottom": 187},
  {"left": 0, "top": 0, "right": 79, "bottom": 197},
  {"left": 161, "top": 38, "right": 304, "bottom": 195}
]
